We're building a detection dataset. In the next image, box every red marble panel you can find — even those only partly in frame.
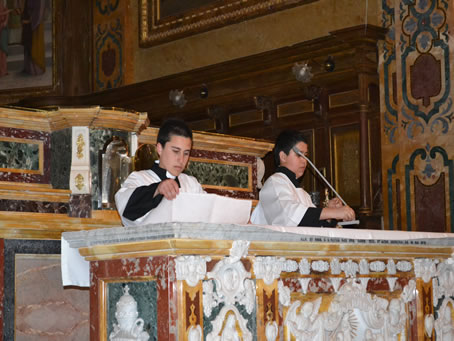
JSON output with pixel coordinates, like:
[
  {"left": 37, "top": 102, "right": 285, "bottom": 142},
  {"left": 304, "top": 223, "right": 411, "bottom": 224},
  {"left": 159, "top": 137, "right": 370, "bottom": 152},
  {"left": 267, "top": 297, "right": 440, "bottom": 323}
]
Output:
[
  {"left": 15, "top": 255, "right": 89, "bottom": 340},
  {"left": 90, "top": 256, "right": 173, "bottom": 341}
]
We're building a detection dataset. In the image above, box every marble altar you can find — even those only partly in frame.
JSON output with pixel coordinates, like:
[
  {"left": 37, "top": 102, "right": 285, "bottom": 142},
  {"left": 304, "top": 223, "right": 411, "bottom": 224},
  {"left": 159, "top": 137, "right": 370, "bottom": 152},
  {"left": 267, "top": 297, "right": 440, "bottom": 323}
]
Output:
[{"left": 63, "top": 222, "right": 454, "bottom": 340}]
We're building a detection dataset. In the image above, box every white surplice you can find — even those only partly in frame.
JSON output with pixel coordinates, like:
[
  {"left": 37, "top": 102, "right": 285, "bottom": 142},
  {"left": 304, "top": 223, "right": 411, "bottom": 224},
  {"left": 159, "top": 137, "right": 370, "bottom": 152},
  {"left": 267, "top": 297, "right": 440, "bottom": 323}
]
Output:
[
  {"left": 251, "top": 172, "right": 315, "bottom": 226},
  {"left": 115, "top": 169, "right": 205, "bottom": 227}
]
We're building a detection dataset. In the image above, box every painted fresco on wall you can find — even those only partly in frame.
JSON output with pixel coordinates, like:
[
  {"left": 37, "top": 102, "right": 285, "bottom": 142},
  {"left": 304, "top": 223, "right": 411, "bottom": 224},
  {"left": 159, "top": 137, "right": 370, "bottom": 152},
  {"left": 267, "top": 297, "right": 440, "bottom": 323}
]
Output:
[
  {"left": 139, "top": 0, "right": 319, "bottom": 47},
  {"left": 380, "top": 0, "right": 453, "bottom": 232},
  {"left": 0, "top": 0, "right": 54, "bottom": 92},
  {"left": 93, "top": 0, "right": 124, "bottom": 91}
]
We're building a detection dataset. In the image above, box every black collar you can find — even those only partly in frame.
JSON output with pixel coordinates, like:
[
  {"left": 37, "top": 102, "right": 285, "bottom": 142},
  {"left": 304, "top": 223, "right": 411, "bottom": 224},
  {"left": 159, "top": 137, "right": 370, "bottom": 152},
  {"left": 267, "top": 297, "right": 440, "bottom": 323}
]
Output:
[
  {"left": 275, "top": 166, "right": 301, "bottom": 187},
  {"left": 152, "top": 163, "right": 170, "bottom": 181},
  {"left": 151, "top": 163, "right": 181, "bottom": 187}
]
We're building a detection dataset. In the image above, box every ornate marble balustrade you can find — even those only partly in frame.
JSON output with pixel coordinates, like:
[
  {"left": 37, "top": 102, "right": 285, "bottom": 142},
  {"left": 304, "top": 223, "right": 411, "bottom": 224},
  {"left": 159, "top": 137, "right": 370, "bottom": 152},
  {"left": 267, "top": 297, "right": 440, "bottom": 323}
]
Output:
[{"left": 63, "top": 222, "right": 454, "bottom": 340}]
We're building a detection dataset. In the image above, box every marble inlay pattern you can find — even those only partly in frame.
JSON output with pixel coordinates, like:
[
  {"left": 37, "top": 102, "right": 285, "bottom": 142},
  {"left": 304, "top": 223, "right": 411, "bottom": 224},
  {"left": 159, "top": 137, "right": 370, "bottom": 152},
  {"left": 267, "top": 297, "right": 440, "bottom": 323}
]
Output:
[
  {"left": 89, "top": 129, "right": 129, "bottom": 209},
  {"left": 90, "top": 256, "right": 175, "bottom": 340},
  {"left": 69, "top": 194, "right": 92, "bottom": 218},
  {"left": 15, "top": 255, "right": 89, "bottom": 340},
  {"left": 0, "top": 140, "right": 40, "bottom": 170},
  {"left": 0, "top": 127, "right": 50, "bottom": 183},
  {"left": 51, "top": 129, "right": 71, "bottom": 190},
  {"left": 107, "top": 281, "right": 157, "bottom": 340},
  {"left": 3, "top": 239, "right": 89, "bottom": 341},
  {"left": 0, "top": 199, "right": 68, "bottom": 214},
  {"left": 190, "top": 149, "right": 258, "bottom": 199},
  {"left": 185, "top": 160, "right": 250, "bottom": 189}
]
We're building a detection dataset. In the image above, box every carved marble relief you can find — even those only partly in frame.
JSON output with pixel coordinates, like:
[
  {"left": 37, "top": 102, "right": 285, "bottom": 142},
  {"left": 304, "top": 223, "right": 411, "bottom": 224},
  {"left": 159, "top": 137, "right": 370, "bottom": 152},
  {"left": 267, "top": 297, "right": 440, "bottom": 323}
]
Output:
[
  {"left": 204, "top": 241, "right": 256, "bottom": 340},
  {"left": 107, "top": 281, "right": 157, "bottom": 340},
  {"left": 109, "top": 285, "right": 150, "bottom": 340}
]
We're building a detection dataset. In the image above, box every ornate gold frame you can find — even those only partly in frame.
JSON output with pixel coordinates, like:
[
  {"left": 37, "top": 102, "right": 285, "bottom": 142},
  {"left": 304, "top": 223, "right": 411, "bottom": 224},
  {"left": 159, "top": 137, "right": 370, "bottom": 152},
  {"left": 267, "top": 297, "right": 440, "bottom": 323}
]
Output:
[{"left": 139, "top": 0, "right": 318, "bottom": 47}]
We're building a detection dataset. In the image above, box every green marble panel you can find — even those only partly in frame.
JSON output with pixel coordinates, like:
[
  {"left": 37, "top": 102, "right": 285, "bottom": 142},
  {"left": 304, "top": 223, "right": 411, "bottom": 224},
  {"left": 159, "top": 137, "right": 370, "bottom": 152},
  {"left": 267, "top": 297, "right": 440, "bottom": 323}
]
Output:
[
  {"left": 185, "top": 161, "right": 250, "bottom": 189},
  {"left": 51, "top": 129, "right": 71, "bottom": 189},
  {"left": 107, "top": 281, "right": 157, "bottom": 340},
  {"left": 0, "top": 140, "right": 39, "bottom": 170}
]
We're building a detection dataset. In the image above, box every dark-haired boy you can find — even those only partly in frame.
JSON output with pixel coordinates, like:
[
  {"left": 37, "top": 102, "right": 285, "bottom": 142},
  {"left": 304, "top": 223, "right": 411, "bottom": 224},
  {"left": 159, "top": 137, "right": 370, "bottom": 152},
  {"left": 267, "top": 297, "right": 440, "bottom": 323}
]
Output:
[
  {"left": 115, "top": 118, "right": 205, "bottom": 226},
  {"left": 251, "top": 130, "right": 355, "bottom": 227}
]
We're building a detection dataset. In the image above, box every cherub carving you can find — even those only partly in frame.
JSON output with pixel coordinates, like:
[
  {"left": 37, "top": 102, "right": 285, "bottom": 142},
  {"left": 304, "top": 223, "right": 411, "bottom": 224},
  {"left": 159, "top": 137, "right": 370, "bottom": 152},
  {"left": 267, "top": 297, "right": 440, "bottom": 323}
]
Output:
[{"left": 285, "top": 297, "right": 323, "bottom": 341}]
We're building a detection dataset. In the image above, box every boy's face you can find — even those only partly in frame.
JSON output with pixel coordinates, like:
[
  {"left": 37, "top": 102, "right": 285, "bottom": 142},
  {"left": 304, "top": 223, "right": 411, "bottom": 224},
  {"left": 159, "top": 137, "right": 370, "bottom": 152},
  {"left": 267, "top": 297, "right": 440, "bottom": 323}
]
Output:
[
  {"left": 279, "top": 141, "right": 308, "bottom": 178},
  {"left": 156, "top": 135, "right": 192, "bottom": 176}
]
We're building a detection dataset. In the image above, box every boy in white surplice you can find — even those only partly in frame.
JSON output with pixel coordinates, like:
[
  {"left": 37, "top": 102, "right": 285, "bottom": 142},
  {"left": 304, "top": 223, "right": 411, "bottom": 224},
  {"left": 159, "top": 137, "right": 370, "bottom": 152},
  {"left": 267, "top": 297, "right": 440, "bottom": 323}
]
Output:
[
  {"left": 115, "top": 118, "right": 205, "bottom": 226},
  {"left": 251, "top": 130, "right": 355, "bottom": 227}
]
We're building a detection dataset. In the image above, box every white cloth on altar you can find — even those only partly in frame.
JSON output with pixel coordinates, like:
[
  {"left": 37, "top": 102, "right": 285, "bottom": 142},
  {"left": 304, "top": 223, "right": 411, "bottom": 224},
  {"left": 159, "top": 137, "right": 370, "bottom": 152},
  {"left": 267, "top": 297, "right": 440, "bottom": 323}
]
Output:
[
  {"left": 61, "top": 236, "right": 90, "bottom": 287},
  {"left": 251, "top": 172, "right": 315, "bottom": 226}
]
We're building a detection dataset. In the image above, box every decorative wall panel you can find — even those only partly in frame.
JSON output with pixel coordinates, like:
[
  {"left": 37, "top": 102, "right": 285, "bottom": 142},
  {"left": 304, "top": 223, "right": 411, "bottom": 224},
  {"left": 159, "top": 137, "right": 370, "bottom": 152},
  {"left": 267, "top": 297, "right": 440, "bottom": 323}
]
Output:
[
  {"left": 93, "top": 0, "right": 125, "bottom": 90},
  {"left": 380, "top": 0, "right": 454, "bottom": 231}
]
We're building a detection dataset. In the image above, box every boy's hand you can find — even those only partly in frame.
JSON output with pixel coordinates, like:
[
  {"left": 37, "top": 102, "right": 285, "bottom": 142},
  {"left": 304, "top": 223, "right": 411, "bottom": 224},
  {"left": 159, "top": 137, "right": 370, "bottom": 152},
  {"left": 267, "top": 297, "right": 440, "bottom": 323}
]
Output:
[
  {"left": 156, "top": 179, "right": 180, "bottom": 200},
  {"left": 339, "top": 206, "right": 355, "bottom": 221},
  {"left": 327, "top": 198, "right": 342, "bottom": 208}
]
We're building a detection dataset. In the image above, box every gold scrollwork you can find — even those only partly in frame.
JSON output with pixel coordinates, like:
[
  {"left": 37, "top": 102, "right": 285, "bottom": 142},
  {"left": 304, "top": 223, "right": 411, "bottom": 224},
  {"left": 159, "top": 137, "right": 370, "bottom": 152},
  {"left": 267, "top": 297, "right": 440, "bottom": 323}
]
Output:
[
  {"left": 75, "top": 173, "right": 85, "bottom": 190},
  {"left": 76, "top": 133, "right": 85, "bottom": 159}
]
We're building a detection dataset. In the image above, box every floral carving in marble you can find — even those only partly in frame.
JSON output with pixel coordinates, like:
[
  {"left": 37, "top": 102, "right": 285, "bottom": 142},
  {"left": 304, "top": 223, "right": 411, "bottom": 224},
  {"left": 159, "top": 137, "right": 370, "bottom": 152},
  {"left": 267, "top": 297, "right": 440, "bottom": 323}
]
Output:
[
  {"left": 370, "top": 260, "right": 386, "bottom": 272},
  {"left": 396, "top": 261, "right": 412, "bottom": 272},
  {"left": 229, "top": 240, "right": 249, "bottom": 263},
  {"left": 254, "top": 257, "right": 297, "bottom": 285},
  {"left": 175, "top": 255, "right": 211, "bottom": 287},
  {"left": 387, "top": 259, "right": 397, "bottom": 275},
  {"left": 299, "top": 258, "right": 311, "bottom": 275},
  {"left": 341, "top": 260, "right": 359, "bottom": 278},
  {"left": 414, "top": 258, "right": 439, "bottom": 283},
  {"left": 312, "top": 260, "right": 329, "bottom": 272}
]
